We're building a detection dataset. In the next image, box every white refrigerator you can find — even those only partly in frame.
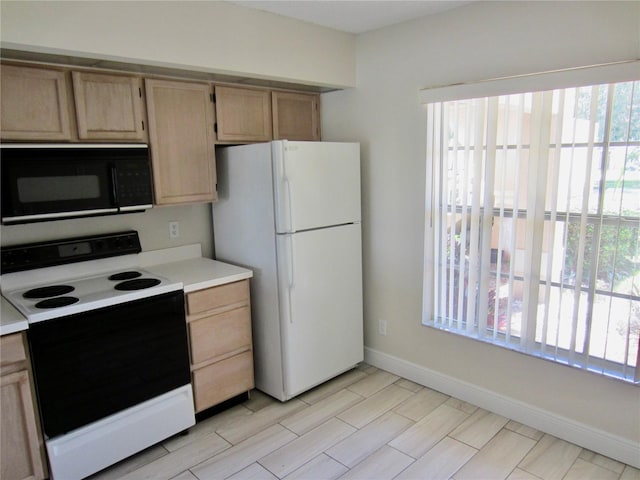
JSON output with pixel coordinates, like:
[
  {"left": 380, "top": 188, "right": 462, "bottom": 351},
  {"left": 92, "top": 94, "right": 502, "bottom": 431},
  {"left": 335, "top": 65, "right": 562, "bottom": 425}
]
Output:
[{"left": 212, "top": 140, "right": 363, "bottom": 401}]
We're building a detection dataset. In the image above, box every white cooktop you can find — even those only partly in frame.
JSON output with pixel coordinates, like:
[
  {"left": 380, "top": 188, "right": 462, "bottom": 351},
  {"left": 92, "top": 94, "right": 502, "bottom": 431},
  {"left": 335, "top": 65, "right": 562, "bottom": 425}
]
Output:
[{"left": 2, "top": 265, "right": 182, "bottom": 324}]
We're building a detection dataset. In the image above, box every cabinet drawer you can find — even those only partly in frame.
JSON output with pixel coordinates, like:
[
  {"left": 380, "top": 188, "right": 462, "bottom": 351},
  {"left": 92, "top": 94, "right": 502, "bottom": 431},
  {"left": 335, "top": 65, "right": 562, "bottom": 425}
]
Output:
[
  {"left": 1, "top": 333, "right": 27, "bottom": 373},
  {"left": 189, "top": 306, "right": 251, "bottom": 365},
  {"left": 186, "top": 280, "right": 249, "bottom": 316},
  {"left": 192, "top": 351, "right": 254, "bottom": 412}
]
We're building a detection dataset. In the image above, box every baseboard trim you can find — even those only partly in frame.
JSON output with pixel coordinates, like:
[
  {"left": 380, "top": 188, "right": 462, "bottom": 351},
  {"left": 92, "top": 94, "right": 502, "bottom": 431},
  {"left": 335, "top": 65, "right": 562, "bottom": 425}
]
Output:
[{"left": 364, "top": 346, "right": 640, "bottom": 468}]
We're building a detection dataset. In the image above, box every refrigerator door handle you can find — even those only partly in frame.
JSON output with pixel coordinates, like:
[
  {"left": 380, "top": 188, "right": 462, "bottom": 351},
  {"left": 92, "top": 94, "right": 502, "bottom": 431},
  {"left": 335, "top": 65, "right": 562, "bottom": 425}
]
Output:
[
  {"left": 284, "top": 175, "right": 294, "bottom": 233},
  {"left": 278, "top": 145, "right": 295, "bottom": 233},
  {"left": 287, "top": 235, "right": 295, "bottom": 324}
]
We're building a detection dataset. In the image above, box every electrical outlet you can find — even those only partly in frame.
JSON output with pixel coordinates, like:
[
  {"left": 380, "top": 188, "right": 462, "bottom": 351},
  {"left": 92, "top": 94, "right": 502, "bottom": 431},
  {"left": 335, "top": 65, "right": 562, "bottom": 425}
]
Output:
[
  {"left": 378, "top": 319, "right": 387, "bottom": 336},
  {"left": 169, "top": 221, "right": 180, "bottom": 239}
]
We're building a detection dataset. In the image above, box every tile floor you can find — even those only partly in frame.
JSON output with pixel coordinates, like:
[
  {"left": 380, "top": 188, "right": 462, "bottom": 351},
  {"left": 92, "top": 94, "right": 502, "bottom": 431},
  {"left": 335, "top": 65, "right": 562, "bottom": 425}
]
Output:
[{"left": 89, "top": 364, "right": 639, "bottom": 480}]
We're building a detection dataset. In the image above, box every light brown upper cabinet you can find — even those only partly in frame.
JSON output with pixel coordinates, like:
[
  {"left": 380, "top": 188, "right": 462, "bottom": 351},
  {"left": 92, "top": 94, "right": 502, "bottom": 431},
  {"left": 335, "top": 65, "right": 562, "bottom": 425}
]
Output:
[
  {"left": 272, "top": 91, "right": 321, "bottom": 141},
  {"left": 1, "top": 64, "right": 72, "bottom": 141},
  {"left": 145, "top": 79, "right": 217, "bottom": 205},
  {"left": 214, "top": 85, "right": 272, "bottom": 143},
  {"left": 72, "top": 72, "right": 146, "bottom": 141}
]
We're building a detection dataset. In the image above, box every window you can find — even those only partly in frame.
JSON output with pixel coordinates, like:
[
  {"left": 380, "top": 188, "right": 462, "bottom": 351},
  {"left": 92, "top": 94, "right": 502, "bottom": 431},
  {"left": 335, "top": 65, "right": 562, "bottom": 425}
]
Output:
[{"left": 423, "top": 75, "right": 639, "bottom": 383}]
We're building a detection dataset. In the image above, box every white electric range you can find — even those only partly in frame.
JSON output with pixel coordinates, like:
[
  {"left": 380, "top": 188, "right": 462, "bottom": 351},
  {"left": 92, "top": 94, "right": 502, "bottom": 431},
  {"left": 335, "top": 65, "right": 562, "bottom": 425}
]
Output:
[{"left": 0, "top": 231, "right": 195, "bottom": 480}]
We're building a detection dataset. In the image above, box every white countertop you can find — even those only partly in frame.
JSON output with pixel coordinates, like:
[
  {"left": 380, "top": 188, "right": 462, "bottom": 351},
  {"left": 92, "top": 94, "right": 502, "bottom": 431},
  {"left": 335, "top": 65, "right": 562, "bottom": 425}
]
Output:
[
  {"left": 1, "top": 244, "right": 253, "bottom": 335},
  {"left": 146, "top": 257, "right": 253, "bottom": 293},
  {"left": 1, "top": 296, "right": 29, "bottom": 336}
]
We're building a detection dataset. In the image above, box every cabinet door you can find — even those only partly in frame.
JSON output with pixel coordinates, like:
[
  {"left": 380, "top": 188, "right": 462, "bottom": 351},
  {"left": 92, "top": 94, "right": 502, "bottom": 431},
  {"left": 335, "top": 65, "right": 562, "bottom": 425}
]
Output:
[
  {"left": 1, "top": 334, "right": 47, "bottom": 480},
  {"left": 72, "top": 72, "right": 146, "bottom": 141},
  {"left": 272, "top": 91, "right": 321, "bottom": 141},
  {"left": 1, "top": 65, "right": 72, "bottom": 141},
  {"left": 1, "top": 371, "right": 46, "bottom": 480},
  {"left": 145, "top": 79, "right": 217, "bottom": 205},
  {"left": 215, "top": 85, "right": 272, "bottom": 142}
]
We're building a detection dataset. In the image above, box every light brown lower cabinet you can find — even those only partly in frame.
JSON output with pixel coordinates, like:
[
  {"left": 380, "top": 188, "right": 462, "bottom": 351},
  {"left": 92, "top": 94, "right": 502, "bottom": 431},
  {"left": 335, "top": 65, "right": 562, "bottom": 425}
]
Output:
[
  {"left": 185, "top": 280, "right": 254, "bottom": 413},
  {"left": 0, "top": 333, "right": 47, "bottom": 480}
]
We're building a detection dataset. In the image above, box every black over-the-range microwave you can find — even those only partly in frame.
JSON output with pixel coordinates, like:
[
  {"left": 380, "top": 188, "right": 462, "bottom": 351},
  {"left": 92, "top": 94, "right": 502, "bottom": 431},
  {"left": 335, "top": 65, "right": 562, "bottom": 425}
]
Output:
[{"left": 1, "top": 144, "right": 154, "bottom": 224}]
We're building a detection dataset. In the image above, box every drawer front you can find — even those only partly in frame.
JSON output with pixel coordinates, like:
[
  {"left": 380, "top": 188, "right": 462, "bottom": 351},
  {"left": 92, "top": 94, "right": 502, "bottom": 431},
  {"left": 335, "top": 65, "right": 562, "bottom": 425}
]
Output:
[
  {"left": 189, "top": 306, "right": 251, "bottom": 365},
  {"left": 186, "top": 280, "right": 249, "bottom": 316},
  {"left": 192, "top": 351, "right": 254, "bottom": 412},
  {"left": 1, "top": 333, "right": 27, "bottom": 373}
]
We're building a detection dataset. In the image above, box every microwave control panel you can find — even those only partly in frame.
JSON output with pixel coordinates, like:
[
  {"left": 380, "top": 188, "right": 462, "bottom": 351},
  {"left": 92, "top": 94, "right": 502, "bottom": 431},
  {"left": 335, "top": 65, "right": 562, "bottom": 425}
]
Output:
[{"left": 115, "top": 160, "right": 153, "bottom": 206}]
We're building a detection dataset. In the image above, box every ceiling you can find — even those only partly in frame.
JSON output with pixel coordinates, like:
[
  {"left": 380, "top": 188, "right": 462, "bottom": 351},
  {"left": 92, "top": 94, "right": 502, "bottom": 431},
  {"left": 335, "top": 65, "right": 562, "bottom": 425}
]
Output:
[{"left": 227, "top": 1, "right": 474, "bottom": 34}]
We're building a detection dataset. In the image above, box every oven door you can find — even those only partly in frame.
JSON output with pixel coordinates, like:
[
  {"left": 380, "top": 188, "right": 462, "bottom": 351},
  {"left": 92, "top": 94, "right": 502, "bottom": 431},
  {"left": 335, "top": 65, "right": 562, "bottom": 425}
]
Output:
[{"left": 27, "top": 290, "right": 191, "bottom": 438}]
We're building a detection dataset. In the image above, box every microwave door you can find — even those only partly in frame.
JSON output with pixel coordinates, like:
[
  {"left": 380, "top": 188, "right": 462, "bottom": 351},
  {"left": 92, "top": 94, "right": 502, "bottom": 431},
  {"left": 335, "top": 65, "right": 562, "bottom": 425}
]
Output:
[{"left": 2, "top": 156, "right": 118, "bottom": 223}]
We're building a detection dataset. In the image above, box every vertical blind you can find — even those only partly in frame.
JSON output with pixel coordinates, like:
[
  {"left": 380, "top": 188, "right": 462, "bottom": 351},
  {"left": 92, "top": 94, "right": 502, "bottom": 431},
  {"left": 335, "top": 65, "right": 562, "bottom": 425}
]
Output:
[{"left": 424, "top": 77, "right": 640, "bottom": 383}]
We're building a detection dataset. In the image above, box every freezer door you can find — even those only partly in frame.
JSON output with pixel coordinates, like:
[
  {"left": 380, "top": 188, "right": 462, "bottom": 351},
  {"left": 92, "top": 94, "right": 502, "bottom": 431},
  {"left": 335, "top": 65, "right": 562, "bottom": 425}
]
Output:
[
  {"left": 272, "top": 141, "right": 361, "bottom": 233},
  {"left": 276, "top": 223, "right": 363, "bottom": 399}
]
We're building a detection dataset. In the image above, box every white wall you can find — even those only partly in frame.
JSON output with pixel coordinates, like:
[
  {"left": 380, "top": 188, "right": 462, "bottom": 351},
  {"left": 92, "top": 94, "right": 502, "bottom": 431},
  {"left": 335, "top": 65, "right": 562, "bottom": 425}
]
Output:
[
  {"left": 321, "top": 0, "right": 640, "bottom": 459},
  {"left": 0, "top": 0, "right": 355, "bottom": 88},
  {"left": 0, "top": 204, "right": 215, "bottom": 257}
]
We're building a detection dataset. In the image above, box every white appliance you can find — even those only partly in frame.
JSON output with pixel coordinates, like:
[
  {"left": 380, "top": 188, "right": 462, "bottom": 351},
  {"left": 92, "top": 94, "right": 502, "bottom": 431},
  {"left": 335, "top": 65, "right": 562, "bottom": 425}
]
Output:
[
  {"left": 213, "top": 141, "right": 363, "bottom": 401},
  {"left": 1, "top": 232, "right": 194, "bottom": 480}
]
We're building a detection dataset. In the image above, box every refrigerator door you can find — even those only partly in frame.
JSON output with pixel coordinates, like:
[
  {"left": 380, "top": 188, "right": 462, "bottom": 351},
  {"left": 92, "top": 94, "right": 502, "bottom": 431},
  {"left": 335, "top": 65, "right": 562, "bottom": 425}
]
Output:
[
  {"left": 276, "top": 223, "right": 363, "bottom": 399},
  {"left": 213, "top": 143, "right": 286, "bottom": 398},
  {"left": 272, "top": 141, "right": 361, "bottom": 233}
]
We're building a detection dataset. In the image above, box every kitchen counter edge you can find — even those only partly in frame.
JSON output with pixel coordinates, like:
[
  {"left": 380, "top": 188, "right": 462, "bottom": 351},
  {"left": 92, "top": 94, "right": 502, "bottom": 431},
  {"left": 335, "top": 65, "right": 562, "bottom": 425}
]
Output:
[{"left": 1, "top": 297, "right": 29, "bottom": 335}]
